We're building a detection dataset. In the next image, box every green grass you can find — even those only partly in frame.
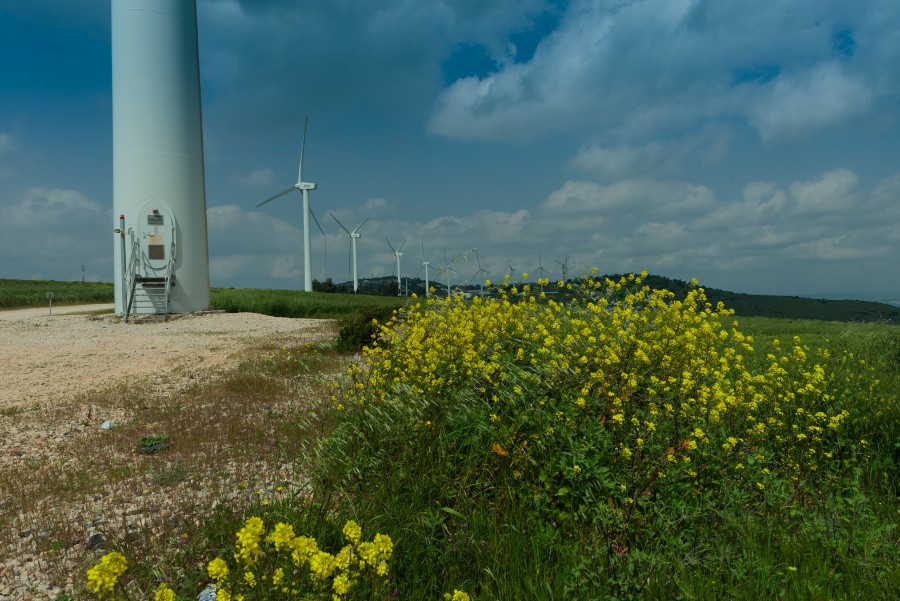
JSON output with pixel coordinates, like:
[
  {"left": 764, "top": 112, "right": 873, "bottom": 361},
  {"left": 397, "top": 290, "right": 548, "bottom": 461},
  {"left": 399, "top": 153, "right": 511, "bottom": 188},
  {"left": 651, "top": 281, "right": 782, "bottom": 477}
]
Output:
[
  {"left": 0, "top": 279, "right": 114, "bottom": 308},
  {"left": 81, "top": 300, "right": 893, "bottom": 600},
  {"left": 209, "top": 287, "right": 409, "bottom": 319},
  {"left": 1, "top": 280, "right": 893, "bottom": 600}
]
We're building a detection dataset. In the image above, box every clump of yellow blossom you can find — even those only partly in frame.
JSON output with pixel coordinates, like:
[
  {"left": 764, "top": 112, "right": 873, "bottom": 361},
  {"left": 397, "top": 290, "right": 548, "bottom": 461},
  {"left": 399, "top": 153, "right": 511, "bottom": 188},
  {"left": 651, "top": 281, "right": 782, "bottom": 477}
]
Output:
[
  {"left": 196, "top": 517, "right": 393, "bottom": 601},
  {"left": 154, "top": 583, "right": 176, "bottom": 601},
  {"left": 336, "top": 269, "right": 878, "bottom": 530},
  {"left": 85, "top": 552, "right": 128, "bottom": 598}
]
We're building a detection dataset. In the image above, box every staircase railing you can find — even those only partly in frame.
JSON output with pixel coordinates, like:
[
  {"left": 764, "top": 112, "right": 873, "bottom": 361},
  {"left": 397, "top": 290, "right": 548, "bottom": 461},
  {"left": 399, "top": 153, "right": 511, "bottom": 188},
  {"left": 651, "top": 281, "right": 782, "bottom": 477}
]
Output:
[
  {"left": 163, "top": 225, "right": 177, "bottom": 320},
  {"left": 124, "top": 230, "right": 141, "bottom": 322}
]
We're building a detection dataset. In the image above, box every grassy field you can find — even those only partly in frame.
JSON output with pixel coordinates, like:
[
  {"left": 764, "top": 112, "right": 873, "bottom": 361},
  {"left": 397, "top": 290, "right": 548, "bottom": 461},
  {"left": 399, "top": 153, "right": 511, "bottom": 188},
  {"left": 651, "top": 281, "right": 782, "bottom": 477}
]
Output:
[
  {"left": 0, "top": 280, "right": 407, "bottom": 334},
  {"left": 209, "top": 287, "right": 407, "bottom": 319},
  {"left": 0, "top": 279, "right": 114, "bottom": 309},
  {"left": 1, "top": 278, "right": 896, "bottom": 600}
]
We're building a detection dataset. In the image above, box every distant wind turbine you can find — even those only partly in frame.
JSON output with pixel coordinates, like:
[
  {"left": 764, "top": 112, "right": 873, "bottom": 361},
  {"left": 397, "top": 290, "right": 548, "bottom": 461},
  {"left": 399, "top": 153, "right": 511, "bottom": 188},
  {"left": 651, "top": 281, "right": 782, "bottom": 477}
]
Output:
[
  {"left": 471, "top": 250, "right": 489, "bottom": 296},
  {"left": 421, "top": 242, "right": 431, "bottom": 297},
  {"left": 256, "top": 116, "right": 318, "bottom": 292},
  {"left": 331, "top": 213, "right": 370, "bottom": 293},
  {"left": 535, "top": 254, "right": 547, "bottom": 291},
  {"left": 439, "top": 248, "right": 459, "bottom": 298},
  {"left": 386, "top": 238, "right": 406, "bottom": 295},
  {"left": 309, "top": 205, "right": 327, "bottom": 282},
  {"left": 554, "top": 256, "right": 569, "bottom": 283}
]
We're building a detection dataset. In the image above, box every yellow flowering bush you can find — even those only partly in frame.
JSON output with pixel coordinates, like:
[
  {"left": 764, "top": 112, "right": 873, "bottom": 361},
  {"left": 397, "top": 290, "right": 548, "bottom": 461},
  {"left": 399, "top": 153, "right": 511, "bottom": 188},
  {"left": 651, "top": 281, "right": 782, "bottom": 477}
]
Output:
[
  {"left": 85, "top": 552, "right": 128, "bottom": 599},
  {"left": 87, "top": 519, "right": 392, "bottom": 601},
  {"left": 207, "top": 517, "right": 392, "bottom": 601},
  {"left": 154, "top": 583, "right": 176, "bottom": 601},
  {"left": 338, "top": 272, "right": 878, "bottom": 529}
]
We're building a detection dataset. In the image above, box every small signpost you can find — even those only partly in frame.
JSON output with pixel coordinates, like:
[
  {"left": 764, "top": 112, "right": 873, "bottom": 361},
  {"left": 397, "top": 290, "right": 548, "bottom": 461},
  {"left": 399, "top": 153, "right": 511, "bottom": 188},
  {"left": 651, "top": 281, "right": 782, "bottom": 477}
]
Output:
[{"left": 46, "top": 291, "right": 54, "bottom": 316}]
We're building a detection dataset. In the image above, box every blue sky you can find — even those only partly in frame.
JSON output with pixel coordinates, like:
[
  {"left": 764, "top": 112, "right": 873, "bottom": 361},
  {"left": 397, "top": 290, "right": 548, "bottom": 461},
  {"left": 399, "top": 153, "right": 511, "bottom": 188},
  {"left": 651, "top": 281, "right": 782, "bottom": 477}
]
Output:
[{"left": 1, "top": 0, "right": 898, "bottom": 304}]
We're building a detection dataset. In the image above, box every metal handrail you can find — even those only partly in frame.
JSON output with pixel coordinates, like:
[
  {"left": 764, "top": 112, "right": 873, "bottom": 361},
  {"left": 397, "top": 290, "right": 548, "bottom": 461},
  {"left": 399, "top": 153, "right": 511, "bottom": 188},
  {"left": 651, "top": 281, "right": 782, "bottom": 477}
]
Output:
[
  {"left": 124, "top": 230, "right": 141, "bottom": 322},
  {"left": 163, "top": 225, "right": 177, "bottom": 320}
]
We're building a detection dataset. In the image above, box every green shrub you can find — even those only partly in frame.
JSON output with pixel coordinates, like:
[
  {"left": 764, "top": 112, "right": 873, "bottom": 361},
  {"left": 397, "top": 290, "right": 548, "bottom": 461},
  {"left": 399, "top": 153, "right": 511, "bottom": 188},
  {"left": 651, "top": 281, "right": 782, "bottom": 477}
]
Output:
[{"left": 336, "top": 305, "right": 400, "bottom": 352}]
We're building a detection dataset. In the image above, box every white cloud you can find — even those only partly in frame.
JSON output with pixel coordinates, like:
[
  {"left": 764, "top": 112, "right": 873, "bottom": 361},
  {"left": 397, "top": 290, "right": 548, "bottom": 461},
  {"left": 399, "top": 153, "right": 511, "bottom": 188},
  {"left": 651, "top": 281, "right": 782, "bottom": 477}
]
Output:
[
  {"left": 541, "top": 179, "right": 715, "bottom": 220},
  {"left": 209, "top": 254, "right": 256, "bottom": 280},
  {"left": 269, "top": 255, "right": 302, "bottom": 280},
  {"left": 234, "top": 167, "right": 275, "bottom": 188},
  {"left": 428, "top": 0, "right": 898, "bottom": 143},
  {"left": 570, "top": 142, "right": 671, "bottom": 180},
  {"left": 0, "top": 188, "right": 107, "bottom": 265},
  {"left": 0, "top": 133, "right": 15, "bottom": 154},
  {"left": 362, "top": 197, "right": 397, "bottom": 215},
  {"left": 788, "top": 167, "right": 860, "bottom": 214},
  {"left": 787, "top": 236, "right": 892, "bottom": 261},
  {"left": 751, "top": 64, "right": 873, "bottom": 141},
  {"left": 7, "top": 187, "right": 104, "bottom": 226},
  {"left": 569, "top": 127, "right": 734, "bottom": 180}
]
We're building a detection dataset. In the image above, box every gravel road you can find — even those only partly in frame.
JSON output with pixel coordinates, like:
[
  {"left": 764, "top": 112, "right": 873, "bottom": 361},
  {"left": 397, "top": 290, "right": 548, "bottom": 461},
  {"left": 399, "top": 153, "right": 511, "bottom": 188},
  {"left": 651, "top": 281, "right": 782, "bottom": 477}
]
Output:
[
  {"left": 0, "top": 306, "right": 330, "bottom": 410},
  {"left": 0, "top": 307, "right": 336, "bottom": 600}
]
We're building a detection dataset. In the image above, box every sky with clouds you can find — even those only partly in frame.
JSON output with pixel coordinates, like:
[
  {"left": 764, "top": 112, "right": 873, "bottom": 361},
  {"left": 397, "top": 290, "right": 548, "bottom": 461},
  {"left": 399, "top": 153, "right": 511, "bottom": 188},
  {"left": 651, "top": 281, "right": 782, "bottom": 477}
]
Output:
[{"left": 1, "top": 0, "right": 898, "bottom": 303}]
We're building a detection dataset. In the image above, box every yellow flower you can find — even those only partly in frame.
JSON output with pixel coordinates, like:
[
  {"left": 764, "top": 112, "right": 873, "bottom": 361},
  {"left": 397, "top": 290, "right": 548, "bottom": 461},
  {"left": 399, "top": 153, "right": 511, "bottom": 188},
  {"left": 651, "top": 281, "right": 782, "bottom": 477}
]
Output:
[
  {"left": 154, "top": 583, "right": 176, "bottom": 601},
  {"left": 234, "top": 517, "right": 265, "bottom": 566},
  {"left": 207, "top": 557, "right": 229, "bottom": 583},
  {"left": 342, "top": 520, "right": 362, "bottom": 545},
  {"left": 86, "top": 552, "right": 128, "bottom": 596},
  {"left": 267, "top": 522, "right": 296, "bottom": 552},
  {"left": 333, "top": 572, "right": 352, "bottom": 596}
]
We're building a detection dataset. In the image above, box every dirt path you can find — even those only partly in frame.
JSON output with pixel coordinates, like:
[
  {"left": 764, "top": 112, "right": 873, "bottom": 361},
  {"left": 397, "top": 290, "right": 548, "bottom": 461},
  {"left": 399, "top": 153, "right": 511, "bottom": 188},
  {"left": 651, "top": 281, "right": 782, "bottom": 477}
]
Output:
[
  {"left": 0, "top": 304, "right": 116, "bottom": 321},
  {"left": 0, "top": 307, "right": 333, "bottom": 410},
  {"left": 0, "top": 307, "right": 338, "bottom": 599}
]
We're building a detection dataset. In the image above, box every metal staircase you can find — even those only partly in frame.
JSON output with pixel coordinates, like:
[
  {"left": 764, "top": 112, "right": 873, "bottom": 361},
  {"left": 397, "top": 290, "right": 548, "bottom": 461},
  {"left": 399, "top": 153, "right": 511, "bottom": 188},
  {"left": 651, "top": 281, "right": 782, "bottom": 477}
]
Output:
[{"left": 124, "top": 228, "right": 177, "bottom": 322}]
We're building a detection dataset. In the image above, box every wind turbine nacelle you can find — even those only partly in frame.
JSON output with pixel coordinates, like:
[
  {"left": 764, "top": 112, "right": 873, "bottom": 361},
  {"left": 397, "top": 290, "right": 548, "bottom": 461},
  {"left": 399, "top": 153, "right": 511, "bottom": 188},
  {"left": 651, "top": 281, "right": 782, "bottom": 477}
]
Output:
[{"left": 297, "top": 182, "right": 317, "bottom": 190}]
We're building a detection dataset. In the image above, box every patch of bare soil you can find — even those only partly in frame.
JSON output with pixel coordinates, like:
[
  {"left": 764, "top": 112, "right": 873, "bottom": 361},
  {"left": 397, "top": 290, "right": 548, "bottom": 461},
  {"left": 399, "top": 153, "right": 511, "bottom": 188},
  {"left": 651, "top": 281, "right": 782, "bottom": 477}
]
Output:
[
  {"left": 0, "top": 308, "right": 329, "bottom": 410},
  {"left": 0, "top": 308, "right": 337, "bottom": 600}
]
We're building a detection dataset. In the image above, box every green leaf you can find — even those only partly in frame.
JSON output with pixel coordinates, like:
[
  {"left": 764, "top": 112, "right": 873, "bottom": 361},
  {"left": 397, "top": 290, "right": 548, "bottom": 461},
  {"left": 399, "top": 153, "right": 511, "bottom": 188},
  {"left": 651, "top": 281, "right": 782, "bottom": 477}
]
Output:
[{"left": 441, "top": 507, "right": 465, "bottom": 519}]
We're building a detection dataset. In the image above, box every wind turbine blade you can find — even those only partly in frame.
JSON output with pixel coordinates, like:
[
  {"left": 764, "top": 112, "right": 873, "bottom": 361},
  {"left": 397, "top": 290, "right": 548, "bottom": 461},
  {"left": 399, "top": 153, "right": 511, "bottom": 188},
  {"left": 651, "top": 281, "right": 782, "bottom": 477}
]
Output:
[
  {"left": 256, "top": 186, "right": 297, "bottom": 208},
  {"left": 330, "top": 213, "right": 351, "bottom": 235},
  {"left": 421, "top": 241, "right": 427, "bottom": 260},
  {"left": 352, "top": 216, "right": 371, "bottom": 235},
  {"left": 298, "top": 115, "right": 309, "bottom": 184},
  {"left": 386, "top": 237, "right": 396, "bottom": 253},
  {"left": 309, "top": 205, "right": 325, "bottom": 236},
  {"left": 397, "top": 239, "right": 407, "bottom": 253}
]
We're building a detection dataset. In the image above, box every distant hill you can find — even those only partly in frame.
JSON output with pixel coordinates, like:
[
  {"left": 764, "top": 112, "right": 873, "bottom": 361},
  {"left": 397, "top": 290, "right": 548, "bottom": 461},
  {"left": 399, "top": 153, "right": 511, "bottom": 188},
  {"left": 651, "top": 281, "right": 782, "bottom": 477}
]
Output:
[
  {"left": 347, "top": 274, "right": 900, "bottom": 325},
  {"left": 603, "top": 274, "right": 900, "bottom": 325},
  {"left": 2, "top": 276, "right": 896, "bottom": 324}
]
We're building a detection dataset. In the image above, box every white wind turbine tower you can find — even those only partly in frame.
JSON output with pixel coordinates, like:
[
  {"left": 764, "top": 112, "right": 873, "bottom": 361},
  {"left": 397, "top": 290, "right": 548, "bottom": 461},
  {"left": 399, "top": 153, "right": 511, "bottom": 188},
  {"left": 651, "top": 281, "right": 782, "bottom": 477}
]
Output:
[
  {"left": 256, "top": 116, "right": 318, "bottom": 292},
  {"left": 421, "top": 242, "right": 431, "bottom": 297},
  {"left": 386, "top": 238, "right": 407, "bottom": 295},
  {"left": 535, "top": 254, "right": 548, "bottom": 291},
  {"left": 310, "top": 206, "right": 327, "bottom": 281},
  {"left": 439, "top": 248, "right": 460, "bottom": 298},
  {"left": 554, "top": 256, "right": 570, "bottom": 283},
  {"left": 472, "top": 250, "right": 489, "bottom": 296},
  {"left": 331, "top": 213, "right": 370, "bottom": 293}
]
